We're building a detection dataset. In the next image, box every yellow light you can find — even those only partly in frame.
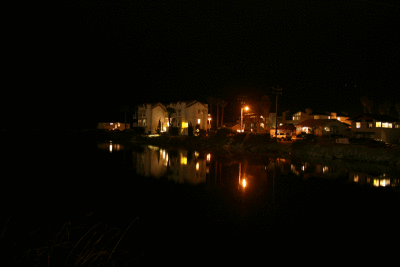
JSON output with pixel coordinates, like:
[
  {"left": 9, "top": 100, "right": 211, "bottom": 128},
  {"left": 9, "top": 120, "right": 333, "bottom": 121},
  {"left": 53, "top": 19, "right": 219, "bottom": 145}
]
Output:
[
  {"left": 207, "top": 153, "right": 211, "bottom": 162},
  {"left": 181, "top": 157, "right": 187, "bottom": 165},
  {"left": 195, "top": 151, "right": 199, "bottom": 157},
  {"left": 244, "top": 106, "right": 249, "bottom": 111},
  {"left": 196, "top": 162, "right": 200, "bottom": 171},
  {"left": 198, "top": 119, "right": 201, "bottom": 124},
  {"left": 182, "top": 122, "right": 188, "bottom": 128},
  {"left": 354, "top": 174, "right": 359, "bottom": 183},
  {"left": 242, "top": 179, "right": 247, "bottom": 188}
]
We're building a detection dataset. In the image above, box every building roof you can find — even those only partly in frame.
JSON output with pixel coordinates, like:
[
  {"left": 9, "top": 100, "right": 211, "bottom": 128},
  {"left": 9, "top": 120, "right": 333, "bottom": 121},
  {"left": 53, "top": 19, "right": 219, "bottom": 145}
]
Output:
[
  {"left": 351, "top": 113, "right": 399, "bottom": 123},
  {"left": 296, "top": 119, "right": 346, "bottom": 127}
]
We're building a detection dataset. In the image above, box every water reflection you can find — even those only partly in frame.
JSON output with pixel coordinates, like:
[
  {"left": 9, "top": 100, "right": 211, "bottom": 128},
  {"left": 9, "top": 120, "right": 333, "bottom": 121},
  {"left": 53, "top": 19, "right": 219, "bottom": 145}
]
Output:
[
  {"left": 97, "top": 142, "right": 399, "bottom": 189},
  {"left": 97, "top": 141, "right": 123, "bottom": 153},
  {"left": 134, "top": 145, "right": 207, "bottom": 184},
  {"left": 350, "top": 172, "right": 399, "bottom": 188}
]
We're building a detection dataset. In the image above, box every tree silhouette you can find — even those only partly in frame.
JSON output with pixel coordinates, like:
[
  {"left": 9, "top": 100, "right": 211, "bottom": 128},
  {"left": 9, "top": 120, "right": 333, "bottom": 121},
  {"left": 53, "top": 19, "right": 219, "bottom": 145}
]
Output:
[
  {"left": 120, "top": 105, "right": 131, "bottom": 130},
  {"left": 207, "top": 96, "right": 217, "bottom": 130},
  {"left": 378, "top": 105, "right": 386, "bottom": 115},
  {"left": 366, "top": 99, "right": 373, "bottom": 114},
  {"left": 383, "top": 101, "right": 393, "bottom": 116},
  {"left": 395, "top": 102, "right": 400, "bottom": 119},
  {"left": 166, "top": 107, "right": 176, "bottom": 132},
  {"left": 219, "top": 100, "right": 228, "bottom": 127},
  {"left": 260, "top": 95, "right": 272, "bottom": 133},
  {"left": 360, "top": 96, "right": 369, "bottom": 113}
]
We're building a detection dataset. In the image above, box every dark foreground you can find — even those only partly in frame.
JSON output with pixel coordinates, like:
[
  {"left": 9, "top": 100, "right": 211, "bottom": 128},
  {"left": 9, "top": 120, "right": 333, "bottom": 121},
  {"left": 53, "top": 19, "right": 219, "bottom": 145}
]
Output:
[
  {"left": 1, "top": 131, "right": 399, "bottom": 266},
  {"left": 2, "top": 171, "right": 399, "bottom": 266}
]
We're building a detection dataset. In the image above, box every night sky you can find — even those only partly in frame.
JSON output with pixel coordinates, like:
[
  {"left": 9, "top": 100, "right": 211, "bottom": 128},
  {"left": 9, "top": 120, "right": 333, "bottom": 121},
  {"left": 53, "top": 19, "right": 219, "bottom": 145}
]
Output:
[{"left": 8, "top": 1, "right": 399, "bottom": 129}]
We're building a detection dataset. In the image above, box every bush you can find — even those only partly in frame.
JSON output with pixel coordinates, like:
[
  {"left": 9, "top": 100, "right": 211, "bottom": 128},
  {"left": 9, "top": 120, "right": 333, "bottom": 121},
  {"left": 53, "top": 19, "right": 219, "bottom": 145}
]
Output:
[
  {"left": 243, "top": 133, "right": 272, "bottom": 146},
  {"left": 232, "top": 133, "right": 247, "bottom": 144},
  {"left": 215, "top": 127, "right": 233, "bottom": 139},
  {"left": 169, "top": 127, "right": 180, "bottom": 136}
]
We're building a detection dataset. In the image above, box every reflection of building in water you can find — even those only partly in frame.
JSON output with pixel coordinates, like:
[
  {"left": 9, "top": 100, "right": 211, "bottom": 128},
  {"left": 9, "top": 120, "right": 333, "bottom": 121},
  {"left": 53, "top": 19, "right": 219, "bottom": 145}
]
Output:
[
  {"left": 134, "top": 146, "right": 206, "bottom": 184},
  {"left": 97, "top": 141, "right": 123, "bottom": 153},
  {"left": 350, "top": 171, "right": 399, "bottom": 188}
]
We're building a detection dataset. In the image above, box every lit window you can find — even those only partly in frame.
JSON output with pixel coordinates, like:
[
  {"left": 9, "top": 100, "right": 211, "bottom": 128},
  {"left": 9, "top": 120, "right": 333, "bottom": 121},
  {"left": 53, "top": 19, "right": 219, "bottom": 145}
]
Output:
[
  {"left": 181, "top": 157, "right": 187, "bottom": 165},
  {"left": 142, "top": 119, "right": 147, "bottom": 126},
  {"left": 396, "top": 124, "right": 400, "bottom": 128},
  {"left": 118, "top": 123, "right": 120, "bottom": 127},
  {"left": 182, "top": 122, "right": 188, "bottom": 128},
  {"left": 198, "top": 119, "right": 201, "bottom": 124},
  {"left": 376, "top": 122, "right": 381, "bottom": 128},
  {"left": 382, "top": 122, "right": 392, "bottom": 128},
  {"left": 368, "top": 122, "right": 373, "bottom": 128},
  {"left": 324, "top": 127, "right": 330, "bottom": 131},
  {"left": 110, "top": 123, "right": 114, "bottom": 125},
  {"left": 356, "top": 122, "right": 361, "bottom": 128}
]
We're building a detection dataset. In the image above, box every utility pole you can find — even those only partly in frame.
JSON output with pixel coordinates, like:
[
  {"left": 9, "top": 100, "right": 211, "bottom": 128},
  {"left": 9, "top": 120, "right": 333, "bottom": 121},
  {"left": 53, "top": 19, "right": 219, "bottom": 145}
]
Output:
[{"left": 272, "top": 86, "right": 282, "bottom": 138}]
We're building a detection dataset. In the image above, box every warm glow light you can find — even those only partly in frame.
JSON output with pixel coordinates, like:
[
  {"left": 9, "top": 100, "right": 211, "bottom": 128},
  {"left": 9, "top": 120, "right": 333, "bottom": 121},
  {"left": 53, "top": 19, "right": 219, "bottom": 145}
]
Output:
[
  {"left": 181, "top": 157, "right": 187, "bottom": 165},
  {"left": 207, "top": 153, "right": 211, "bottom": 162},
  {"left": 196, "top": 162, "right": 200, "bottom": 171},
  {"left": 356, "top": 122, "right": 361, "bottom": 128},
  {"left": 242, "top": 179, "right": 247, "bottom": 188},
  {"left": 198, "top": 119, "right": 201, "bottom": 124},
  {"left": 323, "top": 166, "right": 328, "bottom": 173},
  {"left": 354, "top": 174, "right": 359, "bottom": 183},
  {"left": 195, "top": 151, "right": 199, "bottom": 157},
  {"left": 182, "top": 122, "right": 188, "bottom": 128},
  {"left": 380, "top": 179, "right": 389, "bottom": 187},
  {"left": 244, "top": 106, "right": 249, "bottom": 111},
  {"left": 109, "top": 144, "right": 112, "bottom": 153}
]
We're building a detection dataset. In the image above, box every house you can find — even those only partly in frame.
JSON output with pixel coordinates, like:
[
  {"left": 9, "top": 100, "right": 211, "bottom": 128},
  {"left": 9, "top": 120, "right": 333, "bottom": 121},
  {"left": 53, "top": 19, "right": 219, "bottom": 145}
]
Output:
[
  {"left": 296, "top": 119, "right": 348, "bottom": 137},
  {"left": 133, "top": 100, "right": 209, "bottom": 135},
  {"left": 98, "top": 122, "right": 130, "bottom": 131},
  {"left": 351, "top": 114, "right": 400, "bottom": 144},
  {"left": 291, "top": 111, "right": 310, "bottom": 125}
]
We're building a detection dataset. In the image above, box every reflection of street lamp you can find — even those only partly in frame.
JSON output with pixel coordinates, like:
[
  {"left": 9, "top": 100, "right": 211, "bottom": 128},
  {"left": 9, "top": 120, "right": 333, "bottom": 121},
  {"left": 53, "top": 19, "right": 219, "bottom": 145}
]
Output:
[{"left": 241, "top": 106, "right": 249, "bottom": 132}]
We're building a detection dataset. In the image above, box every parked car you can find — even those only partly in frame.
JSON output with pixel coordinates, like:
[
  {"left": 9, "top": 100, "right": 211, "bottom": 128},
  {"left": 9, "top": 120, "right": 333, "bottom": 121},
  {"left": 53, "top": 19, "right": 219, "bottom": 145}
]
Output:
[
  {"left": 276, "top": 132, "right": 292, "bottom": 141},
  {"left": 303, "top": 134, "right": 318, "bottom": 144},
  {"left": 292, "top": 134, "right": 305, "bottom": 141},
  {"left": 364, "top": 139, "right": 387, "bottom": 148}
]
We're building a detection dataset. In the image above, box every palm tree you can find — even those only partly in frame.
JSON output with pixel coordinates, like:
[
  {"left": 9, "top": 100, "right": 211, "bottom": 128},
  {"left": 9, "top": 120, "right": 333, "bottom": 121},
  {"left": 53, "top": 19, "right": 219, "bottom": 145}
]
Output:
[
  {"left": 120, "top": 105, "right": 131, "bottom": 130},
  {"left": 366, "top": 99, "right": 373, "bottom": 114},
  {"left": 360, "top": 96, "right": 369, "bottom": 113},
  {"left": 219, "top": 100, "right": 228, "bottom": 127},
  {"left": 395, "top": 102, "right": 400, "bottom": 119},
  {"left": 383, "top": 101, "right": 392, "bottom": 116},
  {"left": 166, "top": 107, "right": 176, "bottom": 132},
  {"left": 207, "top": 96, "right": 217, "bottom": 130},
  {"left": 260, "top": 95, "right": 272, "bottom": 133},
  {"left": 379, "top": 105, "right": 386, "bottom": 115}
]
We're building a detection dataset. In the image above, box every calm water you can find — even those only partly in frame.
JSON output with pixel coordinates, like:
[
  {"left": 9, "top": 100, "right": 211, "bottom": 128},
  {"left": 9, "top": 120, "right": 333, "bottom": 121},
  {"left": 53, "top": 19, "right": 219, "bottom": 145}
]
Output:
[{"left": 5, "top": 140, "right": 400, "bottom": 263}]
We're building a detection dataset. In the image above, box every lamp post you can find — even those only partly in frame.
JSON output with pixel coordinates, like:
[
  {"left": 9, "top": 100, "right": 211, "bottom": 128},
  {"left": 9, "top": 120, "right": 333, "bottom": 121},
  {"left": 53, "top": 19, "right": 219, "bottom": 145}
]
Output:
[{"left": 241, "top": 106, "right": 249, "bottom": 132}]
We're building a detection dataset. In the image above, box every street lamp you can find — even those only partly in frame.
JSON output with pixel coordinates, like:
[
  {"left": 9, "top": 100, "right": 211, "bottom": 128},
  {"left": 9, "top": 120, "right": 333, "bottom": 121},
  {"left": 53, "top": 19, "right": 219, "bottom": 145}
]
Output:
[{"left": 241, "top": 106, "right": 249, "bottom": 132}]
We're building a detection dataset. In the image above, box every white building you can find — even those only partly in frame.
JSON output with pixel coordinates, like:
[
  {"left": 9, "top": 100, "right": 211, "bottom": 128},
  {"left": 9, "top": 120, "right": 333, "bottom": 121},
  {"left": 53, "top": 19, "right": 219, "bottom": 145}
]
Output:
[{"left": 134, "top": 100, "right": 210, "bottom": 135}]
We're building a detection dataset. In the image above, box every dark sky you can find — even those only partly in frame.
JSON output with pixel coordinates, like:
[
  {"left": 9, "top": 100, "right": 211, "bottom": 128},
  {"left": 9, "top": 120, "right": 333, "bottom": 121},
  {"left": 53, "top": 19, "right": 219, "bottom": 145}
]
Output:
[{"left": 8, "top": 1, "right": 399, "bottom": 129}]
